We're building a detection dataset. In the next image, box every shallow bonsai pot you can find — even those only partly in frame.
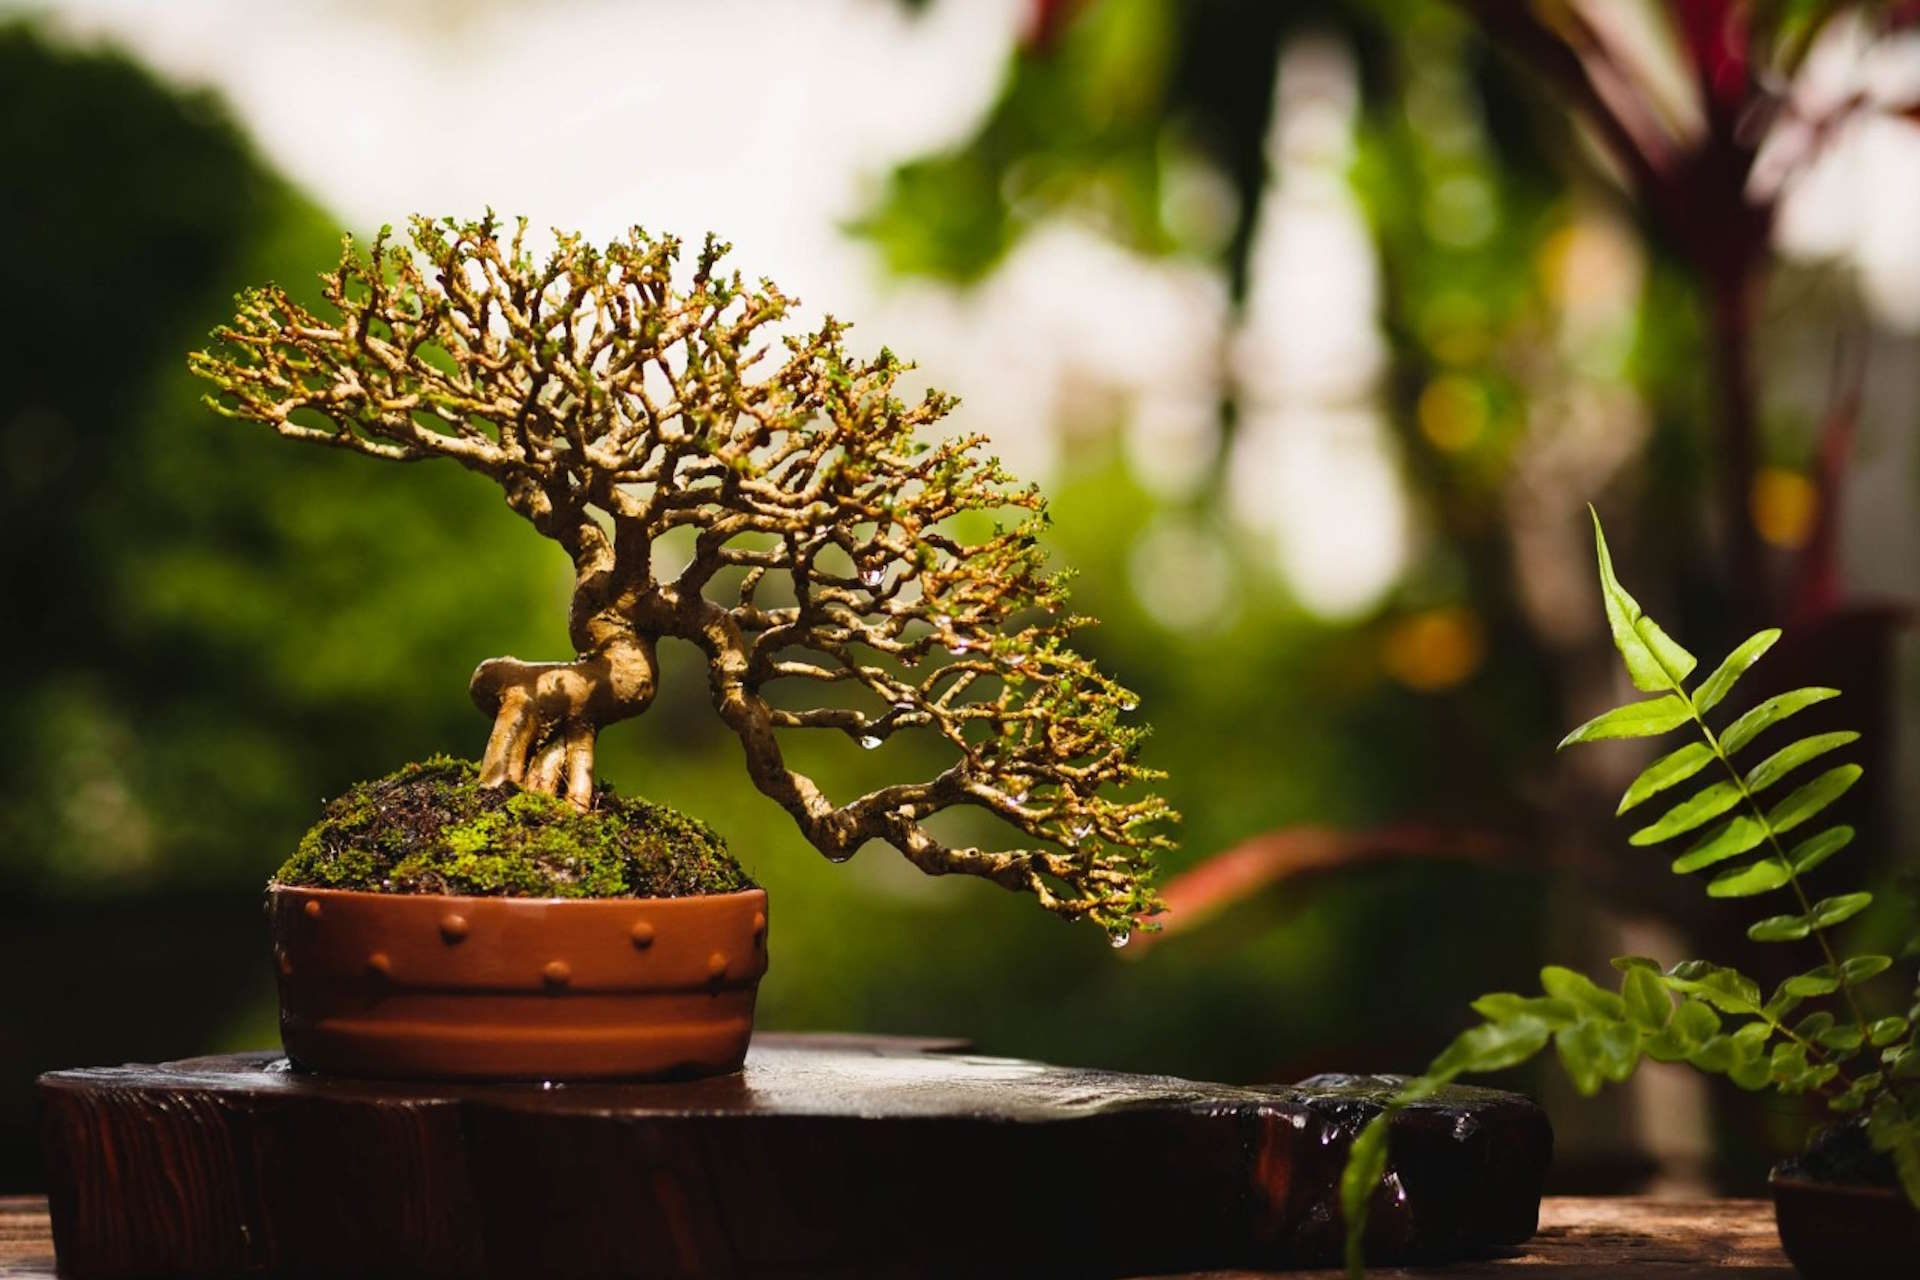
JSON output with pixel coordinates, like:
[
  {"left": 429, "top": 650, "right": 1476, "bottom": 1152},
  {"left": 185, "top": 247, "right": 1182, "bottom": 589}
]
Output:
[
  {"left": 1770, "top": 1169, "right": 1920, "bottom": 1280},
  {"left": 269, "top": 884, "right": 768, "bottom": 1081}
]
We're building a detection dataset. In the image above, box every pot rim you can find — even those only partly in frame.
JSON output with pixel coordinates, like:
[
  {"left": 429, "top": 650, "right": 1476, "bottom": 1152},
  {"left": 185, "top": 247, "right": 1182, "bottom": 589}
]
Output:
[
  {"left": 1768, "top": 1168, "right": 1909, "bottom": 1202},
  {"left": 267, "top": 882, "right": 766, "bottom": 909}
]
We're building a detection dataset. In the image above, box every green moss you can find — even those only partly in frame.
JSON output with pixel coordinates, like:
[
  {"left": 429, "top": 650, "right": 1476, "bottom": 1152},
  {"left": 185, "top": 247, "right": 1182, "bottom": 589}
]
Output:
[{"left": 274, "top": 757, "right": 750, "bottom": 898}]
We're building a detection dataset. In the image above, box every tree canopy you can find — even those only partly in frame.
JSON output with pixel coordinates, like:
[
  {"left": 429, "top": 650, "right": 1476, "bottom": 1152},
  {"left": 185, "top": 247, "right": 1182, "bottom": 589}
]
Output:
[{"left": 192, "top": 215, "right": 1174, "bottom": 934}]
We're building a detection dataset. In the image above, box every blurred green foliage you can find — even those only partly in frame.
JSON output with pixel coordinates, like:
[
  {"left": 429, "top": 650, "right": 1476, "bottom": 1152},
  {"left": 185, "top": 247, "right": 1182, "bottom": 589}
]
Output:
[
  {"left": 857, "top": 0, "right": 1183, "bottom": 278},
  {"left": 0, "top": 23, "right": 558, "bottom": 896}
]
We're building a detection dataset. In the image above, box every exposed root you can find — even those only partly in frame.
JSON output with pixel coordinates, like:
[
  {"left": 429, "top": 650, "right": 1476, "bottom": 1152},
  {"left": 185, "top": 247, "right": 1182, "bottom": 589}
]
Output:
[{"left": 469, "top": 655, "right": 648, "bottom": 807}]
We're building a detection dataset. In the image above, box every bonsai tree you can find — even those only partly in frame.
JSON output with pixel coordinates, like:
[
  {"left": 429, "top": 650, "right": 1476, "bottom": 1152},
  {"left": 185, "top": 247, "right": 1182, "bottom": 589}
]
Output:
[{"left": 190, "top": 214, "right": 1173, "bottom": 936}]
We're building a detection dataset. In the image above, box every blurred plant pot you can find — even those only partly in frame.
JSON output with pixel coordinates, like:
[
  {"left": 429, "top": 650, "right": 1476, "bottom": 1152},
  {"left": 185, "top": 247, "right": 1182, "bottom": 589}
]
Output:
[
  {"left": 1769, "top": 1169, "right": 1919, "bottom": 1280},
  {"left": 268, "top": 884, "right": 768, "bottom": 1080}
]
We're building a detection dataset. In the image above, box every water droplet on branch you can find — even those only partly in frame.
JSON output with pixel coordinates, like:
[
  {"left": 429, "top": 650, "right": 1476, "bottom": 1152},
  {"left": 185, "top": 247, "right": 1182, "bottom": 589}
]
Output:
[
  {"left": 861, "top": 566, "right": 884, "bottom": 587},
  {"left": 1110, "top": 931, "right": 1131, "bottom": 950},
  {"left": 858, "top": 734, "right": 882, "bottom": 750}
]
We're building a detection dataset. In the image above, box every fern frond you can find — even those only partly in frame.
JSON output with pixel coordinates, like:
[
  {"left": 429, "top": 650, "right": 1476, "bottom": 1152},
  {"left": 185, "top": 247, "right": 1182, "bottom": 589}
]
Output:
[
  {"left": 1339, "top": 510, "right": 1919, "bottom": 1276},
  {"left": 1563, "top": 512, "right": 1873, "bottom": 1025}
]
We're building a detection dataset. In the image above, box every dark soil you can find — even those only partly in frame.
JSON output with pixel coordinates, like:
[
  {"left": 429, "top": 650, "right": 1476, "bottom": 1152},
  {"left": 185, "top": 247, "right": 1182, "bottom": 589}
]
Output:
[
  {"left": 274, "top": 757, "right": 750, "bottom": 898},
  {"left": 1777, "top": 1116, "right": 1898, "bottom": 1190}
]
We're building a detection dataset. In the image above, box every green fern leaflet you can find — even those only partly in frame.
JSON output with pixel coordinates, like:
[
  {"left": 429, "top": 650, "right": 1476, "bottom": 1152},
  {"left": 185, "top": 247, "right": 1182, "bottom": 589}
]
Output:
[{"left": 1339, "top": 510, "right": 1920, "bottom": 1278}]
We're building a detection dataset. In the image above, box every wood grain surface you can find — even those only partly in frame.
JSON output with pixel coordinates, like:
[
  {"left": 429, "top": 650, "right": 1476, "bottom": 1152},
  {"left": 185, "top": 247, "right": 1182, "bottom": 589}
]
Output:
[
  {"left": 0, "top": 1197, "right": 1793, "bottom": 1278},
  {"left": 38, "top": 1034, "right": 1550, "bottom": 1278}
]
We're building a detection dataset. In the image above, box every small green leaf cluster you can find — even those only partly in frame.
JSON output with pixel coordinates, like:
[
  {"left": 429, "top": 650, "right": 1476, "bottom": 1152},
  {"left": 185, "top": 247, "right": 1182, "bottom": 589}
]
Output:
[{"left": 1341, "top": 511, "right": 1919, "bottom": 1278}]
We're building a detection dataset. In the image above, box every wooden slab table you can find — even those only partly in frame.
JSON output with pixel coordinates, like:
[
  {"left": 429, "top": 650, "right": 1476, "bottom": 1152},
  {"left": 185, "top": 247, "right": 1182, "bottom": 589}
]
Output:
[
  {"left": 0, "top": 1196, "right": 1791, "bottom": 1277},
  {"left": 35, "top": 1037, "right": 1552, "bottom": 1276}
]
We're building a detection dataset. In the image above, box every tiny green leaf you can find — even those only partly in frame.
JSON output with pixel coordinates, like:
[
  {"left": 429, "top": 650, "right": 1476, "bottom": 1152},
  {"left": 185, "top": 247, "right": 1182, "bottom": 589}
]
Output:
[
  {"left": 1470, "top": 993, "right": 1578, "bottom": 1028},
  {"left": 1720, "top": 687, "right": 1840, "bottom": 756},
  {"left": 1783, "top": 965, "right": 1840, "bottom": 997},
  {"left": 1817, "top": 1024, "right": 1866, "bottom": 1053},
  {"left": 1706, "top": 858, "right": 1793, "bottom": 898},
  {"left": 1810, "top": 895, "right": 1875, "bottom": 932},
  {"left": 1789, "top": 825, "right": 1854, "bottom": 876},
  {"left": 1617, "top": 742, "right": 1714, "bottom": 815},
  {"left": 1589, "top": 510, "right": 1696, "bottom": 692},
  {"left": 1762, "top": 987, "right": 1805, "bottom": 1021},
  {"left": 1770, "top": 1040, "right": 1810, "bottom": 1077},
  {"left": 1691, "top": 629, "right": 1780, "bottom": 714},
  {"left": 1673, "top": 997, "right": 1722, "bottom": 1042},
  {"left": 1630, "top": 780, "right": 1744, "bottom": 846},
  {"left": 1623, "top": 967, "right": 1670, "bottom": 1031},
  {"left": 1429, "top": 1017, "right": 1553, "bottom": 1077},
  {"left": 1743, "top": 731, "right": 1858, "bottom": 796},
  {"left": 1671, "top": 816, "right": 1767, "bottom": 873},
  {"left": 1690, "top": 1034, "right": 1736, "bottom": 1073},
  {"left": 1593, "top": 1019, "right": 1641, "bottom": 1082},
  {"left": 1765, "top": 765, "right": 1862, "bottom": 836},
  {"left": 1747, "top": 913, "right": 1810, "bottom": 942},
  {"left": 1644, "top": 1029, "right": 1690, "bottom": 1063},
  {"left": 1554, "top": 1021, "right": 1605, "bottom": 1096},
  {"left": 1796, "top": 1063, "right": 1841, "bottom": 1093},
  {"left": 1610, "top": 955, "right": 1661, "bottom": 974},
  {"left": 1792, "top": 1012, "right": 1835, "bottom": 1041},
  {"left": 1663, "top": 962, "right": 1762, "bottom": 1013},
  {"left": 1728, "top": 1054, "right": 1773, "bottom": 1090},
  {"left": 1559, "top": 695, "right": 1693, "bottom": 749},
  {"left": 1838, "top": 953, "right": 1890, "bottom": 983},
  {"left": 1540, "top": 966, "right": 1626, "bottom": 1020},
  {"left": 1869, "top": 1017, "right": 1910, "bottom": 1048},
  {"left": 1731, "top": 1021, "right": 1772, "bottom": 1057}
]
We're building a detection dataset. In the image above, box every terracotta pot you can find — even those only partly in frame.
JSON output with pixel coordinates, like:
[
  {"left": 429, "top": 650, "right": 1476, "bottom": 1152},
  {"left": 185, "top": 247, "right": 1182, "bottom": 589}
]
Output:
[
  {"left": 1770, "top": 1169, "right": 1920, "bottom": 1280},
  {"left": 268, "top": 884, "right": 768, "bottom": 1080}
]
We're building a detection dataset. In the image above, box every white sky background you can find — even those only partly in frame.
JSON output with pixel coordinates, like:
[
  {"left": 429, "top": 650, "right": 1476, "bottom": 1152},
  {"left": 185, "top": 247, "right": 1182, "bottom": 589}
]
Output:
[
  {"left": 34, "top": 0, "right": 1013, "bottom": 278},
  {"left": 21, "top": 0, "right": 1228, "bottom": 490}
]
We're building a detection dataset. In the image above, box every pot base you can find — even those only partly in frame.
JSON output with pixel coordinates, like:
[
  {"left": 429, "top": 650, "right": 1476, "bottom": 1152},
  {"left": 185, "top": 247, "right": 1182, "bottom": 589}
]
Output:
[
  {"left": 1770, "top": 1170, "right": 1920, "bottom": 1280},
  {"left": 270, "top": 885, "right": 768, "bottom": 1080}
]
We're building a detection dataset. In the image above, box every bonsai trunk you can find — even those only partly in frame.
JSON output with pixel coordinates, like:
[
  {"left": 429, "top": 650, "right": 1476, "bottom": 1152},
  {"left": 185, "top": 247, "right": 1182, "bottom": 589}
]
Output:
[{"left": 469, "top": 618, "right": 657, "bottom": 808}]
